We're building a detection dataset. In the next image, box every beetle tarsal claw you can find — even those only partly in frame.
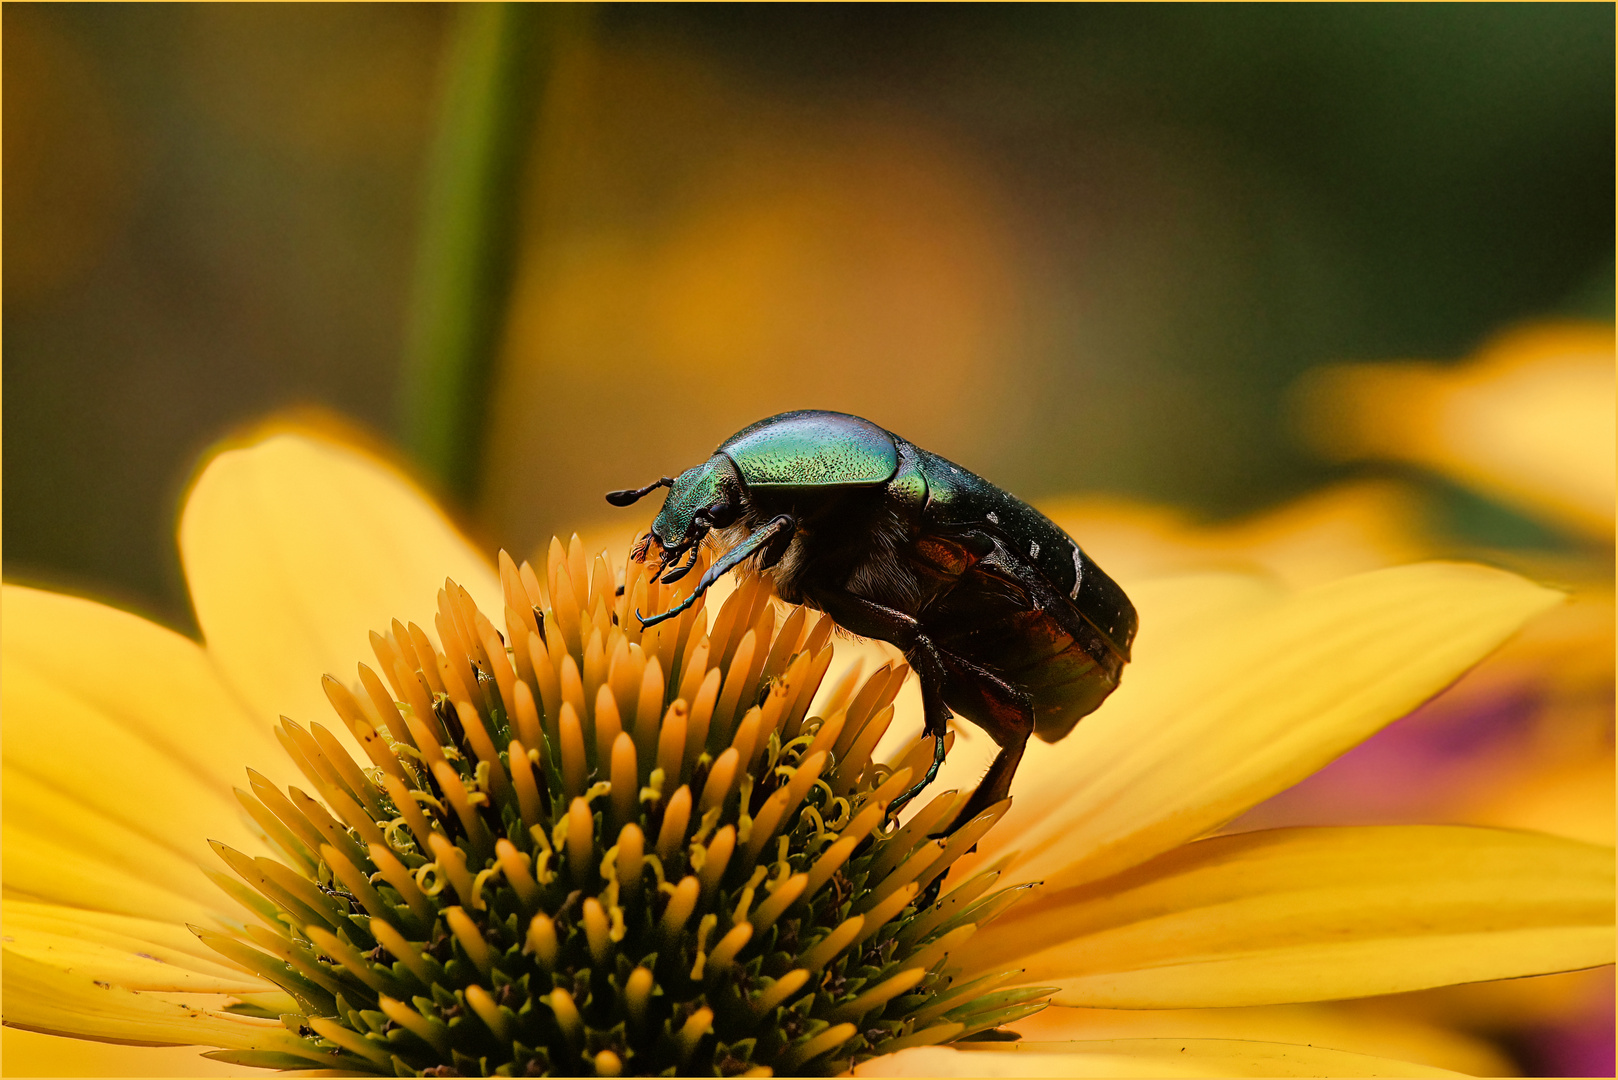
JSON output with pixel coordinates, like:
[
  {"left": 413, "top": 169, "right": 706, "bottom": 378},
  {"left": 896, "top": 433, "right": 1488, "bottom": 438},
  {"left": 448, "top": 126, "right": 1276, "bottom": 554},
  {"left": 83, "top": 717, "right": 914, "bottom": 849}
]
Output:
[
  {"left": 659, "top": 551, "right": 699, "bottom": 584},
  {"left": 890, "top": 733, "right": 949, "bottom": 815}
]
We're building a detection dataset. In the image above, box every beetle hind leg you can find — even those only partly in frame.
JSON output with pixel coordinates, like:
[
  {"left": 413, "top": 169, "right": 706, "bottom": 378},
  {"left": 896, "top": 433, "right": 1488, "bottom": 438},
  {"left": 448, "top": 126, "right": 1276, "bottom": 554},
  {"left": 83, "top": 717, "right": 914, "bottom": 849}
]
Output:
[
  {"left": 803, "top": 592, "right": 957, "bottom": 815},
  {"left": 936, "top": 648, "right": 1036, "bottom": 833}
]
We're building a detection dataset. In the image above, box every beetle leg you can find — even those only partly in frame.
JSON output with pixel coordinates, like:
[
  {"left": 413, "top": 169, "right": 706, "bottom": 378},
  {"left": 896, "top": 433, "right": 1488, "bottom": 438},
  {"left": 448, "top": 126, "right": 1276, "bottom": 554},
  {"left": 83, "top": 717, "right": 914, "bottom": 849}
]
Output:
[
  {"left": 805, "top": 591, "right": 954, "bottom": 812},
  {"left": 638, "top": 514, "right": 796, "bottom": 629},
  {"left": 657, "top": 540, "right": 704, "bottom": 584},
  {"left": 896, "top": 733, "right": 949, "bottom": 816},
  {"left": 807, "top": 592, "right": 953, "bottom": 730},
  {"left": 935, "top": 647, "right": 1036, "bottom": 831}
]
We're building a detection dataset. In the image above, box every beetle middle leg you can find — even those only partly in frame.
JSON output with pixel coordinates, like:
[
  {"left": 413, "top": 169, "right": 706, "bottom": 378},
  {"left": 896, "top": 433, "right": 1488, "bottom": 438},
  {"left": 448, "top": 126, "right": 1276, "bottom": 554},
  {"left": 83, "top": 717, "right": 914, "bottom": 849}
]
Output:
[{"left": 807, "top": 591, "right": 954, "bottom": 809}]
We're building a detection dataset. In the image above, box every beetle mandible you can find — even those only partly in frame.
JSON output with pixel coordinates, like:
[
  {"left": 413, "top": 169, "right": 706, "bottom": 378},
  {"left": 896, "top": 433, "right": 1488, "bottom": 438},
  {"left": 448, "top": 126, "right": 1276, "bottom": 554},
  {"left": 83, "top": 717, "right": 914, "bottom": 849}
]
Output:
[{"left": 606, "top": 410, "right": 1136, "bottom": 829}]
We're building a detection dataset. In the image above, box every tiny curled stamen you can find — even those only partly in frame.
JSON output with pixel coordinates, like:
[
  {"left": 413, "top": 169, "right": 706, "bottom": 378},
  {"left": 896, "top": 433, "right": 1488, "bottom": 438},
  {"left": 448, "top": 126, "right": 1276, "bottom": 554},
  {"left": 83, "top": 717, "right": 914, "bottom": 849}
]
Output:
[{"left": 416, "top": 862, "right": 446, "bottom": 896}]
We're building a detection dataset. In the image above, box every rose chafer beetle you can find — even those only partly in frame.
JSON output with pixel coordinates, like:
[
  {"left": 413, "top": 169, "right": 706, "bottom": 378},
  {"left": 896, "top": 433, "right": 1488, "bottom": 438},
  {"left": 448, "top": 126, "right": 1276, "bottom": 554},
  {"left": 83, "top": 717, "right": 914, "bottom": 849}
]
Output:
[{"left": 607, "top": 410, "right": 1136, "bottom": 828}]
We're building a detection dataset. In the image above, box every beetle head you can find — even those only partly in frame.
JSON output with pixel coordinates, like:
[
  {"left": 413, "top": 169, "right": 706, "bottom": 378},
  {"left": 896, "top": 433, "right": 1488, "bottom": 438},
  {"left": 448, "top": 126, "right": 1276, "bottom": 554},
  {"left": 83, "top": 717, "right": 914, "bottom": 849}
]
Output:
[
  {"left": 651, "top": 457, "right": 740, "bottom": 546},
  {"left": 608, "top": 456, "right": 741, "bottom": 582}
]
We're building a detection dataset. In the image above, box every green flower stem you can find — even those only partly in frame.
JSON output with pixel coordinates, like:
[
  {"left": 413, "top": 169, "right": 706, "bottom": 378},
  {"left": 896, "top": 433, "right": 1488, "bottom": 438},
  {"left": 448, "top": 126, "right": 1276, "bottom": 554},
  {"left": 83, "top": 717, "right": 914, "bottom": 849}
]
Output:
[{"left": 400, "top": 3, "right": 559, "bottom": 500}]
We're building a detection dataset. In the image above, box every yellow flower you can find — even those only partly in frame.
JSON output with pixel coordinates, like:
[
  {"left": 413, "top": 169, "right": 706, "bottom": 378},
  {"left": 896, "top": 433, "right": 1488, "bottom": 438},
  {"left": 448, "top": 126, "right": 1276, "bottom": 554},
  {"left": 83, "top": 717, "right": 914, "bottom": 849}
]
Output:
[
  {"left": 1293, "top": 321, "right": 1616, "bottom": 542},
  {"left": 1280, "top": 322, "right": 1616, "bottom": 1074},
  {"left": 996, "top": 475, "right": 1606, "bottom": 1075},
  {"left": 3, "top": 427, "right": 1611, "bottom": 1077}
]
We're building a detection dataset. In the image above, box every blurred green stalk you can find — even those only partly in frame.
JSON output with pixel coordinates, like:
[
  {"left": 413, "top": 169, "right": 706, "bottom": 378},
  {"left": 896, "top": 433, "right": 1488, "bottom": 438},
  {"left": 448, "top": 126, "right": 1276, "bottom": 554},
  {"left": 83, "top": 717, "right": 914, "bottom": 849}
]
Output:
[{"left": 400, "top": 3, "right": 552, "bottom": 501}]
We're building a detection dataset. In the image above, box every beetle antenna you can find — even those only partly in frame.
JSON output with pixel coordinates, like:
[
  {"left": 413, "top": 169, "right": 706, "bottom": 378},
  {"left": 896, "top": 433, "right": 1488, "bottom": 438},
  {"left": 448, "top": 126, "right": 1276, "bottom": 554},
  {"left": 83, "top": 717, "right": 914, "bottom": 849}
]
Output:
[{"left": 605, "top": 476, "right": 674, "bottom": 507}]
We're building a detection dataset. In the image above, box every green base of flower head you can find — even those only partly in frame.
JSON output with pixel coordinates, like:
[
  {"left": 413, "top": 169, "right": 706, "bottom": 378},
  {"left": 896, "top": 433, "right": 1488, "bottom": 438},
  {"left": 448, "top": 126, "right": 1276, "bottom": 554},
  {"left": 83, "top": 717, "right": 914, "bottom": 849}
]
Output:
[{"left": 200, "top": 539, "right": 1045, "bottom": 1076}]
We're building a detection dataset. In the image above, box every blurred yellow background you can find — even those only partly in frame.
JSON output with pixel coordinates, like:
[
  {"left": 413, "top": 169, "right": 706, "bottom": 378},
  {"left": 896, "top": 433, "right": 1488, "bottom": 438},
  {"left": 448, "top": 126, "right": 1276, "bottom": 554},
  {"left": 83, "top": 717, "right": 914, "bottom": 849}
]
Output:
[
  {"left": 3, "top": 6, "right": 1611, "bottom": 1075},
  {"left": 6, "top": 5, "right": 1611, "bottom": 628}
]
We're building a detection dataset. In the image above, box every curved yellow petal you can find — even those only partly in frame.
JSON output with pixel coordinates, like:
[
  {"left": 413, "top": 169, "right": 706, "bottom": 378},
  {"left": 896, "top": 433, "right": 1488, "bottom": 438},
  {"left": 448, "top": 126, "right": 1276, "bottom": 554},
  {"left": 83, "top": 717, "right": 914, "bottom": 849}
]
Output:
[
  {"left": 984, "top": 562, "right": 1562, "bottom": 890},
  {"left": 1, "top": 1028, "right": 256, "bottom": 1078},
  {"left": 925, "top": 573, "right": 1287, "bottom": 806},
  {"left": 179, "top": 429, "right": 501, "bottom": 732},
  {"left": 1296, "top": 322, "right": 1616, "bottom": 539},
  {"left": 1005, "top": 1040, "right": 1465, "bottom": 1077},
  {"left": 856, "top": 1045, "right": 1219, "bottom": 1076},
  {"left": 1, "top": 595, "right": 273, "bottom": 876},
  {"left": 1, "top": 949, "right": 311, "bottom": 1052},
  {"left": 1042, "top": 479, "right": 1430, "bottom": 592},
  {"left": 1, "top": 583, "right": 294, "bottom": 791},
  {"left": 1011, "top": 1003, "right": 1514, "bottom": 1078},
  {"left": 3, "top": 765, "right": 224, "bottom": 904},
  {"left": 3, "top": 901, "right": 265, "bottom": 993},
  {"left": 1350, "top": 966, "right": 1613, "bottom": 1030},
  {"left": 858, "top": 1040, "right": 1464, "bottom": 1077},
  {"left": 4, "top": 901, "right": 259, "bottom": 972},
  {"left": 999, "top": 573, "right": 1283, "bottom": 801},
  {"left": 4, "top": 816, "right": 227, "bottom": 928},
  {"left": 961, "top": 825, "right": 1613, "bottom": 1008}
]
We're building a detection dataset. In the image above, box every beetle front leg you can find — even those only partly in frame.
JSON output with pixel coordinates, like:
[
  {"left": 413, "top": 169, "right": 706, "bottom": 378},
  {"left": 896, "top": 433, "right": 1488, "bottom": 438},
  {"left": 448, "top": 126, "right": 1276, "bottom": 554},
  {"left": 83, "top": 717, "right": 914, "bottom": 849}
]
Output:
[
  {"left": 808, "top": 591, "right": 953, "bottom": 810},
  {"left": 638, "top": 514, "right": 795, "bottom": 629}
]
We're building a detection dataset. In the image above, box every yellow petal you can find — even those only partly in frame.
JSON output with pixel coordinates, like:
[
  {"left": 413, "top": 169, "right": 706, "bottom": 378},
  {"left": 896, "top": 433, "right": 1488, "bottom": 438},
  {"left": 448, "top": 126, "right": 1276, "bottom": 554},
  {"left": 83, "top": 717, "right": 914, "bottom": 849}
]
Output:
[
  {"left": 1, "top": 1028, "right": 257, "bottom": 1078},
  {"left": 3, "top": 900, "right": 266, "bottom": 993},
  {"left": 982, "top": 562, "right": 1562, "bottom": 890},
  {"left": 4, "top": 763, "right": 216, "bottom": 890},
  {"left": 179, "top": 428, "right": 501, "bottom": 732},
  {"left": 1348, "top": 966, "right": 1613, "bottom": 1030},
  {"left": 1041, "top": 479, "right": 1430, "bottom": 592},
  {"left": 3, "top": 901, "right": 256, "bottom": 973},
  {"left": 1, "top": 592, "right": 272, "bottom": 877},
  {"left": 1, "top": 949, "right": 309, "bottom": 1051},
  {"left": 4, "top": 812, "right": 228, "bottom": 928},
  {"left": 1295, "top": 322, "right": 1616, "bottom": 539},
  {"left": 856, "top": 1045, "right": 1220, "bottom": 1077},
  {"left": 1, "top": 583, "right": 294, "bottom": 787},
  {"left": 1011, "top": 1003, "right": 1514, "bottom": 1078},
  {"left": 858, "top": 1040, "right": 1464, "bottom": 1077},
  {"left": 961, "top": 825, "right": 1613, "bottom": 1008},
  {"left": 928, "top": 573, "right": 1286, "bottom": 805}
]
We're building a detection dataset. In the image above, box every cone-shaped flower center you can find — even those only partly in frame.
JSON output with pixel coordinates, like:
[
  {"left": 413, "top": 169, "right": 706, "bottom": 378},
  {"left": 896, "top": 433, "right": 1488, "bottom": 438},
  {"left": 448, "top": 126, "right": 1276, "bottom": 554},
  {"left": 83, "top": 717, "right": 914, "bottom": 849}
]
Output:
[{"left": 204, "top": 536, "right": 1040, "bottom": 1076}]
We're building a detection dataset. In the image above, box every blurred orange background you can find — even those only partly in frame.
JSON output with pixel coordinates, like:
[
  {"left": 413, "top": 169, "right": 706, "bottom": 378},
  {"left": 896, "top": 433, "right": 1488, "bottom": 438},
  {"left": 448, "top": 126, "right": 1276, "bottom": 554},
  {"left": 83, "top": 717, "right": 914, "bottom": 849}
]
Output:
[
  {"left": 3, "top": 7, "right": 1611, "bottom": 1074},
  {"left": 6, "top": 5, "right": 1611, "bottom": 629}
]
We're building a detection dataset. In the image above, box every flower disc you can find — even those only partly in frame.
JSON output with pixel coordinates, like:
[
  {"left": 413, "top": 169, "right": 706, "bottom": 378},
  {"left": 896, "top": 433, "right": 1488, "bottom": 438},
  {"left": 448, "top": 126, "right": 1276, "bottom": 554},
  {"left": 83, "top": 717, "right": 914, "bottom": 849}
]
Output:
[{"left": 201, "top": 537, "right": 1042, "bottom": 1076}]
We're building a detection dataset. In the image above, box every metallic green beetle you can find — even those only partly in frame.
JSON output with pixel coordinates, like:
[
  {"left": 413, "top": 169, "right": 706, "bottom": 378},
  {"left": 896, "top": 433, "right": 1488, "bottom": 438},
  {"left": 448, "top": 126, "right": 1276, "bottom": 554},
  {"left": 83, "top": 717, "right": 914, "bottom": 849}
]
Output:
[{"left": 608, "top": 410, "right": 1136, "bottom": 826}]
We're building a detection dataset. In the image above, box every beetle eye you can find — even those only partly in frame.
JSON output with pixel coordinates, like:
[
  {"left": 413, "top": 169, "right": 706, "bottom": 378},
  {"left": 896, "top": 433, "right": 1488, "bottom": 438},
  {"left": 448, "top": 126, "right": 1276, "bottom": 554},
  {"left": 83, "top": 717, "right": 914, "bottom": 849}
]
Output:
[{"left": 704, "top": 501, "right": 737, "bottom": 528}]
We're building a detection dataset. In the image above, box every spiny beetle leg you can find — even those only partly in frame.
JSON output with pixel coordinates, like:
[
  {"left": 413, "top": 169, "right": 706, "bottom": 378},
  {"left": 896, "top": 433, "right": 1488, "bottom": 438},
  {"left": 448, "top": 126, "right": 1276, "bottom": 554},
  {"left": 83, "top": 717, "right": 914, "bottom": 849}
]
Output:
[
  {"left": 807, "top": 591, "right": 957, "bottom": 817},
  {"left": 810, "top": 592, "right": 954, "bottom": 731},
  {"left": 639, "top": 514, "right": 795, "bottom": 629},
  {"left": 890, "top": 732, "right": 949, "bottom": 815}
]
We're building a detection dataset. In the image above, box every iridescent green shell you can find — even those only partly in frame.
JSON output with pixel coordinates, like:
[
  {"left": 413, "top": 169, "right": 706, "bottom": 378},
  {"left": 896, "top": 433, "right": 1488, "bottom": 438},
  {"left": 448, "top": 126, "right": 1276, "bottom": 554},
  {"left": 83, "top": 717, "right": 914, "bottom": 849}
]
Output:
[{"left": 719, "top": 411, "right": 899, "bottom": 489}]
